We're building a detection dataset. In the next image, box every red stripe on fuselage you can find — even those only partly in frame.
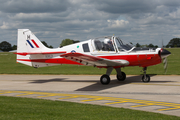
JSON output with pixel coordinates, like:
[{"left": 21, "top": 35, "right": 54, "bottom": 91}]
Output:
[{"left": 17, "top": 58, "right": 83, "bottom": 65}]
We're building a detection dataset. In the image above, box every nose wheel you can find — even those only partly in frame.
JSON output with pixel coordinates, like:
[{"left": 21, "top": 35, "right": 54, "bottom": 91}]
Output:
[
  {"left": 142, "top": 75, "right": 150, "bottom": 82},
  {"left": 142, "top": 67, "right": 150, "bottom": 82}
]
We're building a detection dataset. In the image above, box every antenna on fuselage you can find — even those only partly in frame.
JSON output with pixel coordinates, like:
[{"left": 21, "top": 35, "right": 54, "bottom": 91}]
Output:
[{"left": 162, "top": 36, "right": 164, "bottom": 48}]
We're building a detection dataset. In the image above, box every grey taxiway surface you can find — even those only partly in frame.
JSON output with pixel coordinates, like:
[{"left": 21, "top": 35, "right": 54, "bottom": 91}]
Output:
[{"left": 0, "top": 75, "right": 180, "bottom": 117}]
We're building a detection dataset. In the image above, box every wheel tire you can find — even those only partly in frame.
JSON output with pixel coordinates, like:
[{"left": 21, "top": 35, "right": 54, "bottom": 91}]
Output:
[
  {"left": 117, "top": 72, "right": 126, "bottom": 81},
  {"left": 100, "top": 74, "right": 110, "bottom": 85},
  {"left": 142, "top": 75, "right": 150, "bottom": 82}
]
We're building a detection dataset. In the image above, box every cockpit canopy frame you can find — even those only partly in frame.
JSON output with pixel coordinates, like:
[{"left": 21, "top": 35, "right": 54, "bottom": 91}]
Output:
[{"left": 92, "top": 36, "right": 134, "bottom": 53}]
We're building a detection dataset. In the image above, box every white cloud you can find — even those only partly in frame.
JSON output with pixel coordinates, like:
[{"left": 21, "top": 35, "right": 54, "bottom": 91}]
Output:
[
  {"left": 169, "top": 8, "right": 180, "bottom": 19},
  {"left": 0, "top": 0, "right": 70, "bottom": 13},
  {"left": 0, "top": 0, "right": 180, "bottom": 47},
  {"left": 107, "top": 19, "right": 129, "bottom": 28},
  {"left": 0, "top": 22, "right": 9, "bottom": 29}
]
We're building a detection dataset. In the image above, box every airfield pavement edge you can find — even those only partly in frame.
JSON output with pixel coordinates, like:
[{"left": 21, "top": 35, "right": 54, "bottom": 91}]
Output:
[{"left": 0, "top": 74, "right": 180, "bottom": 117}]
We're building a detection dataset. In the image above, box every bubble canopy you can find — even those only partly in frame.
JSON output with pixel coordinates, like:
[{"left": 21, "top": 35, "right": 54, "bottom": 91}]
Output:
[{"left": 93, "top": 36, "right": 134, "bottom": 52}]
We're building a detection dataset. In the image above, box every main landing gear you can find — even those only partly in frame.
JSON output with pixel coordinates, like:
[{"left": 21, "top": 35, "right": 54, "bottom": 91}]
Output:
[
  {"left": 100, "top": 67, "right": 126, "bottom": 85},
  {"left": 100, "top": 67, "right": 151, "bottom": 85}
]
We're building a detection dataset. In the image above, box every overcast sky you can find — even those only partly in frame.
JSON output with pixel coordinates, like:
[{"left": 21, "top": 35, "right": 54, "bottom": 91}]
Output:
[{"left": 0, "top": 0, "right": 180, "bottom": 47}]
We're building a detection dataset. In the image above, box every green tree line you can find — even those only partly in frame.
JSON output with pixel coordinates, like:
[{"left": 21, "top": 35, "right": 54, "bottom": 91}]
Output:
[
  {"left": 1, "top": 38, "right": 180, "bottom": 52},
  {"left": 0, "top": 41, "right": 53, "bottom": 52}
]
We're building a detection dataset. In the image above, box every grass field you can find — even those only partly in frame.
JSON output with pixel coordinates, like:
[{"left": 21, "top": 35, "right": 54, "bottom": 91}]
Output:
[
  {"left": 0, "top": 49, "right": 180, "bottom": 119},
  {"left": 0, "top": 96, "right": 179, "bottom": 120},
  {"left": 0, "top": 48, "right": 180, "bottom": 75}
]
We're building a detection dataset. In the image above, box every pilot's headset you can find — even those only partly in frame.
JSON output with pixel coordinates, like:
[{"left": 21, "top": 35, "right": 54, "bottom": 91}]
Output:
[{"left": 104, "top": 39, "right": 110, "bottom": 44}]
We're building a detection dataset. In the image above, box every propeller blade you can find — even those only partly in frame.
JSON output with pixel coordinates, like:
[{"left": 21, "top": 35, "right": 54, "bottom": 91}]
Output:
[
  {"left": 163, "top": 57, "right": 166, "bottom": 64},
  {"left": 163, "top": 58, "right": 168, "bottom": 74},
  {"left": 160, "top": 48, "right": 171, "bottom": 74}
]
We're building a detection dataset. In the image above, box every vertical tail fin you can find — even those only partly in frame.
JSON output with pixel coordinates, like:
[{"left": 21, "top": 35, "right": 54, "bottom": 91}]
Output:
[
  {"left": 16, "top": 29, "right": 48, "bottom": 66},
  {"left": 17, "top": 29, "right": 47, "bottom": 53},
  {"left": 16, "top": 29, "right": 66, "bottom": 68}
]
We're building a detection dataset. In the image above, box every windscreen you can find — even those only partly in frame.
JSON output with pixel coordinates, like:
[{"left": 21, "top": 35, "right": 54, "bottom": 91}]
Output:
[{"left": 114, "top": 37, "right": 134, "bottom": 51}]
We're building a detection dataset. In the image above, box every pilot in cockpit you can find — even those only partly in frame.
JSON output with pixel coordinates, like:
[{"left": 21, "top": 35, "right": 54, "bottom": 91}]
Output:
[{"left": 103, "top": 39, "right": 114, "bottom": 51}]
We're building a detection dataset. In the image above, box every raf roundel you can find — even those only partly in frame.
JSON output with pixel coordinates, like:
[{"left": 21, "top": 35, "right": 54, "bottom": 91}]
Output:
[{"left": 71, "top": 50, "right": 76, "bottom": 53}]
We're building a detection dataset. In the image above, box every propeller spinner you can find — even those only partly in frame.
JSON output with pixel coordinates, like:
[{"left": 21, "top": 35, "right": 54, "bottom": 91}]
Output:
[{"left": 161, "top": 49, "right": 171, "bottom": 58}]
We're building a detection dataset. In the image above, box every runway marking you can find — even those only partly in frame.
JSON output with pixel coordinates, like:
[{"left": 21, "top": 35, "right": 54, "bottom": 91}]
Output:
[{"left": 0, "top": 90, "right": 180, "bottom": 111}]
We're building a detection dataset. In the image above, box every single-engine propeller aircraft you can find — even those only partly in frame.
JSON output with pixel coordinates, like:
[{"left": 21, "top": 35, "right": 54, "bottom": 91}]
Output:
[{"left": 15, "top": 29, "right": 171, "bottom": 85}]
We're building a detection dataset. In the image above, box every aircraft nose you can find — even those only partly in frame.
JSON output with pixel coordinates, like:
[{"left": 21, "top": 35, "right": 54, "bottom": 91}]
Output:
[{"left": 160, "top": 49, "right": 171, "bottom": 58}]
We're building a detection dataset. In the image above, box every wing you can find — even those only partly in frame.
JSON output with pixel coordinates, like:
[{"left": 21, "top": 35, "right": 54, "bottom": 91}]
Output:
[
  {"left": 60, "top": 52, "right": 129, "bottom": 67},
  {"left": 15, "top": 51, "right": 66, "bottom": 56}
]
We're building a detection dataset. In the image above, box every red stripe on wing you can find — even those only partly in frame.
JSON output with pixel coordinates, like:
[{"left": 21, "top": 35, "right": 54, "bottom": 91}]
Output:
[{"left": 60, "top": 52, "right": 101, "bottom": 62}]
